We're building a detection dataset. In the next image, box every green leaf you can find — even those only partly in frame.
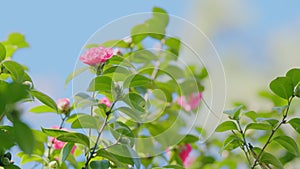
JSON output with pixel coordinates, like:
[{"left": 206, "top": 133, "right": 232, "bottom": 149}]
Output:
[
  {"left": 101, "top": 40, "right": 129, "bottom": 48},
  {"left": 122, "top": 93, "right": 146, "bottom": 112},
  {"left": 0, "top": 43, "right": 6, "bottom": 61},
  {"left": 74, "top": 92, "right": 97, "bottom": 108},
  {"left": 110, "top": 121, "right": 135, "bottom": 147},
  {"left": 17, "top": 152, "right": 45, "bottom": 165},
  {"left": 245, "top": 123, "right": 272, "bottom": 131},
  {"left": 71, "top": 114, "right": 101, "bottom": 129},
  {"left": 41, "top": 128, "right": 69, "bottom": 137},
  {"left": 288, "top": 118, "right": 300, "bottom": 134},
  {"left": 273, "top": 136, "right": 299, "bottom": 156},
  {"left": 221, "top": 135, "right": 242, "bottom": 151},
  {"left": 162, "top": 65, "right": 185, "bottom": 79},
  {"left": 152, "top": 7, "right": 169, "bottom": 27},
  {"left": 286, "top": 68, "right": 300, "bottom": 87},
  {"left": 256, "top": 118, "right": 279, "bottom": 127},
  {"left": 0, "top": 127, "right": 15, "bottom": 149},
  {"left": 65, "top": 66, "right": 89, "bottom": 88},
  {"left": 29, "top": 105, "right": 57, "bottom": 114},
  {"left": 104, "top": 144, "right": 140, "bottom": 169},
  {"left": 6, "top": 33, "right": 29, "bottom": 48},
  {"left": 130, "top": 50, "right": 157, "bottom": 63},
  {"left": 30, "top": 90, "right": 58, "bottom": 112},
  {"left": 272, "top": 105, "right": 288, "bottom": 114},
  {"left": 117, "top": 107, "right": 142, "bottom": 122},
  {"left": 179, "top": 134, "right": 199, "bottom": 144},
  {"left": 215, "top": 121, "right": 238, "bottom": 132},
  {"left": 2, "top": 60, "right": 25, "bottom": 83},
  {"left": 3, "top": 165, "right": 21, "bottom": 169},
  {"left": 123, "top": 74, "right": 152, "bottom": 89},
  {"left": 60, "top": 142, "right": 75, "bottom": 163},
  {"left": 57, "top": 132, "right": 90, "bottom": 147},
  {"left": 131, "top": 24, "right": 148, "bottom": 44},
  {"left": 223, "top": 105, "right": 244, "bottom": 120},
  {"left": 260, "top": 151, "right": 283, "bottom": 169},
  {"left": 269, "top": 77, "right": 294, "bottom": 100},
  {"left": 13, "top": 121, "right": 34, "bottom": 154},
  {"left": 165, "top": 37, "right": 181, "bottom": 56},
  {"left": 96, "top": 149, "right": 127, "bottom": 167},
  {"left": 244, "top": 111, "right": 257, "bottom": 122},
  {"left": 88, "top": 76, "right": 112, "bottom": 92},
  {"left": 90, "top": 160, "right": 110, "bottom": 169},
  {"left": 144, "top": 18, "right": 165, "bottom": 39}
]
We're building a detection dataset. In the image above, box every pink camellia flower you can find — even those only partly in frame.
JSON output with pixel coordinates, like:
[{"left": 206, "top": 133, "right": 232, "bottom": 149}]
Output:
[
  {"left": 50, "top": 126, "right": 77, "bottom": 154},
  {"left": 183, "top": 155, "right": 196, "bottom": 168},
  {"left": 166, "top": 144, "right": 193, "bottom": 167},
  {"left": 56, "top": 98, "right": 71, "bottom": 112},
  {"left": 177, "top": 92, "right": 202, "bottom": 111},
  {"left": 99, "top": 97, "right": 111, "bottom": 107},
  {"left": 179, "top": 144, "right": 192, "bottom": 162},
  {"left": 80, "top": 46, "right": 113, "bottom": 66}
]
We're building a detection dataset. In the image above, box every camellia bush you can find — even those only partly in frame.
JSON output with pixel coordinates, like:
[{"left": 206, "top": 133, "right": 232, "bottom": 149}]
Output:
[{"left": 0, "top": 7, "right": 300, "bottom": 169}]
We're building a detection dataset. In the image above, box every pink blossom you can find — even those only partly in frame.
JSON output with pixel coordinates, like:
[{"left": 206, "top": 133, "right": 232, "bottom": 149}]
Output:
[
  {"left": 183, "top": 155, "right": 196, "bottom": 168},
  {"left": 50, "top": 126, "right": 77, "bottom": 154},
  {"left": 178, "top": 92, "right": 202, "bottom": 111},
  {"left": 56, "top": 98, "right": 71, "bottom": 112},
  {"left": 99, "top": 97, "right": 111, "bottom": 107},
  {"left": 179, "top": 144, "right": 192, "bottom": 162},
  {"left": 80, "top": 46, "right": 113, "bottom": 66}
]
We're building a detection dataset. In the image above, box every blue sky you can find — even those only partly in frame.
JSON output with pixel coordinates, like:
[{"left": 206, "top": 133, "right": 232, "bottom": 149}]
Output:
[
  {"left": 1, "top": 0, "right": 300, "bottom": 98},
  {"left": 0, "top": 1, "right": 187, "bottom": 97}
]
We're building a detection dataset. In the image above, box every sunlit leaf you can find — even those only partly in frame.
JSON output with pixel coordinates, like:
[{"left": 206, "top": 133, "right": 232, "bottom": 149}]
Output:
[
  {"left": 60, "top": 142, "right": 75, "bottom": 163},
  {"left": 245, "top": 123, "right": 272, "bottom": 131},
  {"left": 0, "top": 43, "right": 6, "bottom": 61},
  {"left": 215, "top": 121, "right": 238, "bottom": 132},
  {"left": 29, "top": 105, "right": 57, "bottom": 114},
  {"left": 288, "top": 118, "right": 300, "bottom": 134},
  {"left": 65, "top": 66, "right": 89, "bottom": 88},
  {"left": 273, "top": 136, "right": 299, "bottom": 156},
  {"left": 286, "top": 68, "right": 300, "bottom": 87},
  {"left": 2, "top": 60, "right": 25, "bottom": 83},
  {"left": 88, "top": 76, "right": 112, "bottom": 92},
  {"left": 30, "top": 90, "right": 58, "bottom": 112},
  {"left": 57, "top": 132, "right": 90, "bottom": 147},
  {"left": 269, "top": 77, "right": 294, "bottom": 100},
  {"left": 260, "top": 151, "right": 283, "bottom": 169}
]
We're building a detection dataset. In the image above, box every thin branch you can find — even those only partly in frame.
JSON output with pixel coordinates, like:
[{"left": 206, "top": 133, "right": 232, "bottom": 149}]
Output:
[
  {"left": 236, "top": 120, "right": 252, "bottom": 166},
  {"left": 250, "top": 96, "right": 294, "bottom": 169},
  {"left": 83, "top": 101, "right": 117, "bottom": 169}
]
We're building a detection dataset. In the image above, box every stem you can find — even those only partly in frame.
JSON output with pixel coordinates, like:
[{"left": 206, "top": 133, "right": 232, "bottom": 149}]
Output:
[
  {"left": 236, "top": 120, "right": 251, "bottom": 166},
  {"left": 88, "top": 92, "right": 96, "bottom": 140},
  {"left": 250, "top": 96, "right": 294, "bottom": 169},
  {"left": 83, "top": 101, "right": 117, "bottom": 169}
]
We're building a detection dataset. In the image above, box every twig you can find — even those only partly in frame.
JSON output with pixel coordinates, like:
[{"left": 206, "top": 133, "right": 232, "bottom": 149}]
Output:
[
  {"left": 250, "top": 96, "right": 294, "bottom": 169},
  {"left": 234, "top": 120, "right": 252, "bottom": 166},
  {"left": 83, "top": 101, "right": 117, "bottom": 169}
]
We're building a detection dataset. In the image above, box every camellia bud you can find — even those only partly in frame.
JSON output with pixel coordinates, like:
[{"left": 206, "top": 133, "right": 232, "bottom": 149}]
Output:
[
  {"left": 56, "top": 98, "right": 71, "bottom": 113},
  {"left": 22, "top": 81, "right": 33, "bottom": 89},
  {"left": 49, "top": 161, "right": 58, "bottom": 168},
  {"left": 295, "top": 84, "right": 300, "bottom": 98}
]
